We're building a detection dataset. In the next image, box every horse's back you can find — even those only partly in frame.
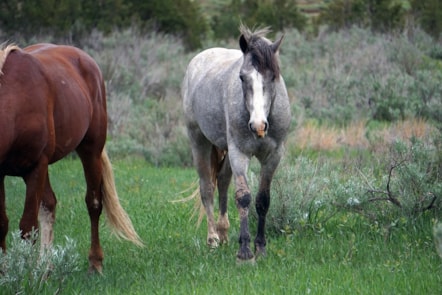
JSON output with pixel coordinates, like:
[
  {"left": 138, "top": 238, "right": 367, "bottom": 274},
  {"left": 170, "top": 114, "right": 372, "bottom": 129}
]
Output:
[{"left": 185, "top": 47, "right": 241, "bottom": 80}]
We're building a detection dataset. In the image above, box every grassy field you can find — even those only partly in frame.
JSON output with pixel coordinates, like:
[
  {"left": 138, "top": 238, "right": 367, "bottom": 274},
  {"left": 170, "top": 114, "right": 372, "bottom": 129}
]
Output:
[{"left": 3, "top": 157, "right": 441, "bottom": 294}]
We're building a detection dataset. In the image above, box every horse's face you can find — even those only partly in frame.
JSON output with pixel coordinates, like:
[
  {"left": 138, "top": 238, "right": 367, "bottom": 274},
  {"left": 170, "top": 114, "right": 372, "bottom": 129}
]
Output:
[
  {"left": 239, "top": 33, "right": 283, "bottom": 138},
  {"left": 239, "top": 55, "right": 274, "bottom": 138}
]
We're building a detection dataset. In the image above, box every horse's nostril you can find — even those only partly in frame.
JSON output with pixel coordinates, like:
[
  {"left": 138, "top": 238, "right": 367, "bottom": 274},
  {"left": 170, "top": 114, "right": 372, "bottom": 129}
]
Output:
[
  {"left": 249, "top": 122, "right": 254, "bottom": 132},
  {"left": 263, "top": 122, "right": 268, "bottom": 132}
]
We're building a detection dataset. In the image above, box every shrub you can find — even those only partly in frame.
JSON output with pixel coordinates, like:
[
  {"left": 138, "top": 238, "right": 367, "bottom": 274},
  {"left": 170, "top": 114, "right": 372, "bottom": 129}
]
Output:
[
  {"left": 263, "top": 138, "right": 441, "bottom": 234},
  {"left": 209, "top": 0, "right": 306, "bottom": 40},
  {"left": 318, "top": 0, "right": 408, "bottom": 33},
  {"left": 281, "top": 26, "right": 442, "bottom": 126},
  {"left": 435, "top": 222, "right": 442, "bottom": 259},
  {"left": 0, "top": 230, "right": 80, "bottom": 295}
]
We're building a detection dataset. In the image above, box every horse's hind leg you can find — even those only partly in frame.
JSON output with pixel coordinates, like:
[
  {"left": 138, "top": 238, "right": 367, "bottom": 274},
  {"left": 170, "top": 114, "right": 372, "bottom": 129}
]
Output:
[
  {"left": 189, "top": 133, "right": 219, "bottom": 247},
  {"left": 0, "top": 176, "right": 8, "bottom": 251},
  {"left": 77, "top": 149, "right": 104, "bottom": 273},
  {"left": 39, "top": 174, "right": 57, "bottom": 253},
  {"left": 216, "top": 150, "right": 231, "bottom": 245},
  {"left": 21, "top": 159, "right": 49, "bottom": 240}
]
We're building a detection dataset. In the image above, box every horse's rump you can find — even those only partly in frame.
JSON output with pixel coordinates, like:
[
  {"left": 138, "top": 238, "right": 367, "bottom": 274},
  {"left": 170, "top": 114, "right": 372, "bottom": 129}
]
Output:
[{"left": 24, "top": 43, "right": 107, "bottom": 163}]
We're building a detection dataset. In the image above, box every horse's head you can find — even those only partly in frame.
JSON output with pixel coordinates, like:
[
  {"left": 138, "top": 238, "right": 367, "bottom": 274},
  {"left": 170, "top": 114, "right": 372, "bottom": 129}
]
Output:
[{"left": 239, "top": 26, "right": 283, "bottom": 138}]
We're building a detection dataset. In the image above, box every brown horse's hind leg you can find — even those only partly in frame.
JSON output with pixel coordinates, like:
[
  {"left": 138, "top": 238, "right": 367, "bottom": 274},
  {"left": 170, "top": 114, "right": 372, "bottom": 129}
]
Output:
[
  {"left": 21, "top": 159, "right": 49, "bottom": 240},
  {"left": 0, "top": 176, "right": 8, "bottom": 251},
  {"left": 77, "top": 151, "right": 104, "bottom": 273},
  {"left": 39, "top": 174, "right": 57, "bottom": 253}
]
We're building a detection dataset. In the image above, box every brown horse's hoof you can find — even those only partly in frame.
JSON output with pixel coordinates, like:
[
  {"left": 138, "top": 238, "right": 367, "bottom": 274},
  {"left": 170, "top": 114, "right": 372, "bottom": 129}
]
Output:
[
  {"left": 88, "top": 257, "right": 103, "bottom": 274},
  {"left": 88, "top": 264, "right": 103, "bottom": 275}
]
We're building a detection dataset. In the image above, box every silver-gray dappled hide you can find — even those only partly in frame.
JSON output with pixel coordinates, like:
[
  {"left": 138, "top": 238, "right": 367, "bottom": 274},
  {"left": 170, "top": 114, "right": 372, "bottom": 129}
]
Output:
[{"left": 182, "top": 26, "right": 291, "bottom": 261}]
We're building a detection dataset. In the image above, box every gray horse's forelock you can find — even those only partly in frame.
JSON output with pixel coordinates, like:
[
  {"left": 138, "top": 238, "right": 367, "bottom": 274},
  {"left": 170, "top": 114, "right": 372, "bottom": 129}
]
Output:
[
  {"left": 239, "top": 24, "right": 271, "bottom": 40},
  {"left": 239, "top": 25, "right": 280, "bottom": 79}
]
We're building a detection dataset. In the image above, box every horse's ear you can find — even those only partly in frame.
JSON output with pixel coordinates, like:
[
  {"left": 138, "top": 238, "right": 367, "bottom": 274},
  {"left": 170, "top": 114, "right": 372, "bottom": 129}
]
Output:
[
  {"left": 239, "top": 34, "right": 248, "bottom": 54},
  {"left": 271, "top": 34, "right": 284, "bottom": 54}
]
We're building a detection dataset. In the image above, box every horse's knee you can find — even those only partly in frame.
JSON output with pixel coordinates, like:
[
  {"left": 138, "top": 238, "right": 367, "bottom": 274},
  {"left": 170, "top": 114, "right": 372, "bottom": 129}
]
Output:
[{"left": 236, "top": 191, "right": 251, "bottom": 209}]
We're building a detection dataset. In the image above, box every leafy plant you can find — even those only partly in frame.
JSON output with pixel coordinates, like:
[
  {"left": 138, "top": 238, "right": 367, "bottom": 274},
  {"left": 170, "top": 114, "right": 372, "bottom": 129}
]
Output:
[
  {"left": 0, "top": 230, "right": 80, "bottom": 295},
  {"left": 264, "top": 138, "right": 441, "bottom": 235},
  {"left": 434, "top": 222, "right": 442, "bottom": 259}
]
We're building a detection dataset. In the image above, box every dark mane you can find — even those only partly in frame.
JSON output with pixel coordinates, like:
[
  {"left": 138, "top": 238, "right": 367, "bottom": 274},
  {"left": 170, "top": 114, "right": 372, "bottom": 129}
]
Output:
[{"left": 239, "top": 25, "right": 280, "bottom": 79}]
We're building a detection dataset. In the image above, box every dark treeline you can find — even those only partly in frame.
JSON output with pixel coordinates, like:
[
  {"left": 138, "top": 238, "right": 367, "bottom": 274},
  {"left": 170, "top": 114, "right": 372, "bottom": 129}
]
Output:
[{"left": 0, "top": 0, "right": 441, "bottom": 49}]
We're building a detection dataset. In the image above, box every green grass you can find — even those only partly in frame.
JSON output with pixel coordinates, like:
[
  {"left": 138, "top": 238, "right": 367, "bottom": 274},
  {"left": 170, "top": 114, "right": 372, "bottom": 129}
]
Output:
[{"left": 3, "top": 158, "right": 442, "bottom": 294}]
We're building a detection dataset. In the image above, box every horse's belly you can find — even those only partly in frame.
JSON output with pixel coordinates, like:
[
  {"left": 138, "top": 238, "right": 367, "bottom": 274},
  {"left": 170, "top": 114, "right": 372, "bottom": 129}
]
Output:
[
  {"left": 194, "top": 106, "right": 228, "bottom": 150},
  {"left": 0, "top": 116, "right": 48, "bottom": 176}
]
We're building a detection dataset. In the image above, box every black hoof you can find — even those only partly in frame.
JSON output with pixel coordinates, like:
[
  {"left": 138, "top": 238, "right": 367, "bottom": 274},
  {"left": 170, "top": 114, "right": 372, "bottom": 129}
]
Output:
[
  {"left": 236, "top": 246, "right": 254, "bottom": 261},
  {"left": 255, "top": 244, "right": 267, "bottom": 258}
]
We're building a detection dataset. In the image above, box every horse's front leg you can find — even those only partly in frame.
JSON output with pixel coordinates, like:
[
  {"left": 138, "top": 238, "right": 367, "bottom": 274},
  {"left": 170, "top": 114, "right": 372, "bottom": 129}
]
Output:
[
  {"left": 229, "top": 149, "right": 254, "bottom": 261},
  {"left": 235, "top": 175, "right": 254, "bottom": 261},
  {"left": 0, "top": 176, "right": 8, "bottom": 251},
  {"left": 255, "top": 153, "right": 282, "bottom": 257}
]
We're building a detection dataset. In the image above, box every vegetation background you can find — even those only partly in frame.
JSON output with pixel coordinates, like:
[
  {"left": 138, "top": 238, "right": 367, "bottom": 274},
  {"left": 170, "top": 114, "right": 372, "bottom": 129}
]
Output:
[{"left": 0, "top": 0, "right": 441, "bottom": 294}]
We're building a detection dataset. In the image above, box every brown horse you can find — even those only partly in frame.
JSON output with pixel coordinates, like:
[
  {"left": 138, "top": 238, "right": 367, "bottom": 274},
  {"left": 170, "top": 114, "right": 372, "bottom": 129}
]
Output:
[{"left": 0, "top": 43, "right": 142, "bottom": 273}]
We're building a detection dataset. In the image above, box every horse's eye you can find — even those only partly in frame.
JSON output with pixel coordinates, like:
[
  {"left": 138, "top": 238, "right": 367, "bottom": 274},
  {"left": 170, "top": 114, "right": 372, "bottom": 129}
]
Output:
[{"left": 239, "top": 74, "right": 244, "bottom": 82}]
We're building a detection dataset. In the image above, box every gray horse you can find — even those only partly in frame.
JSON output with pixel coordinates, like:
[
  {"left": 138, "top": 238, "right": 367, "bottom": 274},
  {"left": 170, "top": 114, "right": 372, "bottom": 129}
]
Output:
[{"left": 182, "top": 25, "right": 291, "bottom": 261}]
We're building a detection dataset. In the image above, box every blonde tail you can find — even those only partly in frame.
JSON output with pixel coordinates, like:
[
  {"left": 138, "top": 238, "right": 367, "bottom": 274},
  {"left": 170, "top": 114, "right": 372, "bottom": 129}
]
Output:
[
  {"left": 171, "top": 179, "right": 205, "bottom": 227},
  {"left": 101, "top": 149, "right": 144, "bottom": 246},
  {"left": 171, "top": 147, "right": 226, "bottom": 228}
]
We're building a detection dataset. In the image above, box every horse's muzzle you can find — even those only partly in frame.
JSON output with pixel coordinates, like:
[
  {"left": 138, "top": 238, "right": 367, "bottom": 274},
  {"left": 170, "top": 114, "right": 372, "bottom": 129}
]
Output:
[{"left": 249, "top": 121, "right": 268, "bottom": 138}]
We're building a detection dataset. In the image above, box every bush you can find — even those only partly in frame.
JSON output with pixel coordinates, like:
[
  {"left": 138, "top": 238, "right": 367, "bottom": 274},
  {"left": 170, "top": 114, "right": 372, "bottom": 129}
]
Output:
[
  {"left": 281, "top": 26, "right": 442, "bottom": 126},
  {"left": 262, "top": 138, "right": 441, "bottom": 234},
  {"left": 0, "top": 230, "right": 80, "bottom": 295},
  {"left": 435, "top": 222, "right": 442, "bottom": 259},
  {"left": 82, "top": 29, "right": 192, "bottom": 166},
  {"left": 210, "top": 0, "right": 306, "bottom": 40}
]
